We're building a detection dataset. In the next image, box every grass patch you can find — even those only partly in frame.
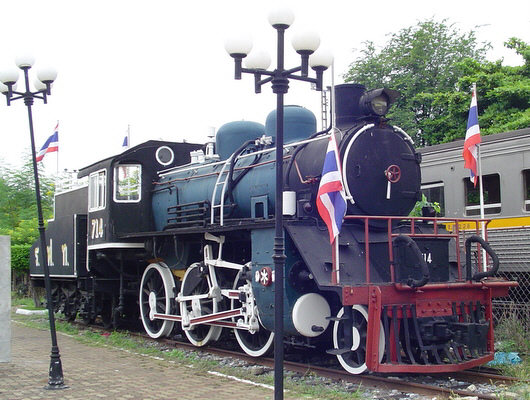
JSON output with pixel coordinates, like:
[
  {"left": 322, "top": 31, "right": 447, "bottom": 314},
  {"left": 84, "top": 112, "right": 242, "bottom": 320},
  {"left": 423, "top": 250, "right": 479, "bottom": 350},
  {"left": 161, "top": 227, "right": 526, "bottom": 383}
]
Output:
[
  {"left": 493, "top": 314, "right": 530, "bottom": 399},
  {"left": 11, "top": 294, "right": 38, "bottom": 309},
  {"left": 495, "top": 312, "right": 530, "bottom": 355}
]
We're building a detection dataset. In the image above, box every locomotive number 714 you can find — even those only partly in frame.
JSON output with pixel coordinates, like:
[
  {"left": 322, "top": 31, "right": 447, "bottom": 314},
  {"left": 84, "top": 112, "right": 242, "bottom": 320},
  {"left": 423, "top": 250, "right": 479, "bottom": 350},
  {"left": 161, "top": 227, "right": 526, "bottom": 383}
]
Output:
[{"left": 90, "top": 218, "right": 104, "bottom": 240}]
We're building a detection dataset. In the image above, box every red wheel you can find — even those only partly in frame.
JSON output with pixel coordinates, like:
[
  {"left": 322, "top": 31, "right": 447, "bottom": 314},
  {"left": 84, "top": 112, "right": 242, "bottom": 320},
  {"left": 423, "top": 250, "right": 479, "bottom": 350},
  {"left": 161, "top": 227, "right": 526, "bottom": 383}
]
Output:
[{"left": 385, "top": 165, "right": 401, "bottom": 183}]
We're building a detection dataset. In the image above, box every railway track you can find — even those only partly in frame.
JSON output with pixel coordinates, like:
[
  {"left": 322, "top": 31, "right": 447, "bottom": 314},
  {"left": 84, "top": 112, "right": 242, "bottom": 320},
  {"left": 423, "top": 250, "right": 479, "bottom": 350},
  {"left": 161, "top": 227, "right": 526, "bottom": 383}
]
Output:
[
  {"left": 68, "top": 319, "right": 522, "bottom": 399},
  {"left": 156, "top": 337, "right": 518, "bottom": 399}
]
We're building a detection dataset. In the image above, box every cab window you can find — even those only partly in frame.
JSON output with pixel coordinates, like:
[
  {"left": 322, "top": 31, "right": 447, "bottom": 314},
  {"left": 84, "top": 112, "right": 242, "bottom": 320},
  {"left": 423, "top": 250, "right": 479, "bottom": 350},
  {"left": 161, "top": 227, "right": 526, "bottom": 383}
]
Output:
[
  {"left": 89, "top": 170, "right": 106, "bottom": 211},
  {"left": 114, "top": 164, "right": 141, "bottom": 202}
]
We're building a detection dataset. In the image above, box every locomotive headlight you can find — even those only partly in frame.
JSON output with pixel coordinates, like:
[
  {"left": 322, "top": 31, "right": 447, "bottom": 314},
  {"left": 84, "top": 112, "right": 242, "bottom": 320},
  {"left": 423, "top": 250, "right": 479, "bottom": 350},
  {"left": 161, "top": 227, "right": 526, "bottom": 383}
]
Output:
[
  {"left": 359, "top": 88, "right": 400, "bottom": 117},
  {"left": 371, "top": 95, "right": 388, "bottom": 115}
]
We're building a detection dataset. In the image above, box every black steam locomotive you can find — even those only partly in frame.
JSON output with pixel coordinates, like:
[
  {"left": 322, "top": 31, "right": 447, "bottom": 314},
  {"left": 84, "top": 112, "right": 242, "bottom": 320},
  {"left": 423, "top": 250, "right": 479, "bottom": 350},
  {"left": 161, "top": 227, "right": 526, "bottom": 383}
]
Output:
[{"left": 29, "top": 83, "right": 515, "bottom": 374}]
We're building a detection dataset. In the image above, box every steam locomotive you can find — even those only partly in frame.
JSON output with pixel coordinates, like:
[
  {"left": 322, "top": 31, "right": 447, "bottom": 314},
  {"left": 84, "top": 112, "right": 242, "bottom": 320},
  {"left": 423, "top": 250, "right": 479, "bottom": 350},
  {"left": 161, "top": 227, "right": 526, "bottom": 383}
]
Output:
[{"left": 29, "top": 83, "right": 516, "bottom": 374}]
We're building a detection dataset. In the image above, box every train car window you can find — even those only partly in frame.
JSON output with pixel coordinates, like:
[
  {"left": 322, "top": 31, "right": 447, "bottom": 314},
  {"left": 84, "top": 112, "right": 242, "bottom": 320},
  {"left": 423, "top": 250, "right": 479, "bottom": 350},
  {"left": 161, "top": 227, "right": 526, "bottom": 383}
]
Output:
[
  {"left": 464, "top": 173, "right": 501, "bottom": 216},
  {"left": 523, "top": 169, "right": 530, "bottom": 211},
  {"left": 420, "top": 182, "right": 445, "bottom": 216},
  {"left": 88, "top": 170, "right": 106, "bottom": 211},
  {"left": 114, "top": 164, "right": 142, "bottom": 203}
]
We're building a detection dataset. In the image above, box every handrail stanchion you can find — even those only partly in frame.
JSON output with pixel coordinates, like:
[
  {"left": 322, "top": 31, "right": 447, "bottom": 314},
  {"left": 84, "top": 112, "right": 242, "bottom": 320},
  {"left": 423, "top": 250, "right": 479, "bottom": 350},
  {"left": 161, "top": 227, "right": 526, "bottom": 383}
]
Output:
[
  {"left": 455, "top": 220, "right": 463, "bottom": 281},
  {"left": 387, "top": 218, "right": 395, "bottom": 282},
  {"left": 364, "top": 217, "right": 370, "bottom": 284}
]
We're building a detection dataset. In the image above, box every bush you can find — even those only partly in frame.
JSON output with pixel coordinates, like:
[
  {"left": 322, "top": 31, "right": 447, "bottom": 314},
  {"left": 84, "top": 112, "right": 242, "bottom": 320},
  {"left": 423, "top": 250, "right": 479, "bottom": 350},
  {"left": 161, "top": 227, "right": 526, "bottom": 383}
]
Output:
[
  {"left": 11, "top": 243, "right": 31, "bottom": 273},
  {"left": 495, "top": 310, "right": 530, "bottom": 355}
]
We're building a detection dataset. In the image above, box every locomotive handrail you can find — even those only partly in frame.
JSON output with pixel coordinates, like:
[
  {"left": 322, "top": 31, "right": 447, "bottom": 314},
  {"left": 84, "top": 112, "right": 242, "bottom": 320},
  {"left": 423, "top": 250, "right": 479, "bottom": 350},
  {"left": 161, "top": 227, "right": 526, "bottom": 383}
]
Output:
[
  {"left": 465, "top": 235, "right": 500, "bottom": 281},
  {"left": 284, "top": 126, "right": 333, "bottom": 189},
  {"left": 343, "top": 215, "right": 492, "bottom": 285},
  {"left": 157, "top": 134, "right": 330, "bottom": 179},
  {"left": 392, "top": 234, "right": 430, "bottom": 288},
  {"left": 153, "top": 155, "right": 293, "bottom": 186}
]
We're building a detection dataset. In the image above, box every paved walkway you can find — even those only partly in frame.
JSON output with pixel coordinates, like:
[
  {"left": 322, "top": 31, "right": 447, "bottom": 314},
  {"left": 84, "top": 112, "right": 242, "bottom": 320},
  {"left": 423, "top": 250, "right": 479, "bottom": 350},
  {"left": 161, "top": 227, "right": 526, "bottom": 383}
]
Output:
[{"left": 0, "top": 323, "right": 304, "bottom": 400}]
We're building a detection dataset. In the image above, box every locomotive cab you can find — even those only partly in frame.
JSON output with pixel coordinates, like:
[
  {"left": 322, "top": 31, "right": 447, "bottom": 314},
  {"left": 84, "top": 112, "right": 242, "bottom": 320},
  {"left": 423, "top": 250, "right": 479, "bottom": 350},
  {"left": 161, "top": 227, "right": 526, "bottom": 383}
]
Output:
[
  {"left": 30, "top": 140, "right": 203, "bottom": 325},
  {"left": 77, "top": 140, "right": 202, "bottom": 247}
]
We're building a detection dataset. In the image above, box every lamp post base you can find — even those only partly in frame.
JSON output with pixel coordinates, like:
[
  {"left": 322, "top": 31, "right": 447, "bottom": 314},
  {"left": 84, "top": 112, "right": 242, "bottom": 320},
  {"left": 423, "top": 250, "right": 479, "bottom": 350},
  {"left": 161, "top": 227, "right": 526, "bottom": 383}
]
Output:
[{"left": 45, "top": 346, "right": 67, "bottom": 390}]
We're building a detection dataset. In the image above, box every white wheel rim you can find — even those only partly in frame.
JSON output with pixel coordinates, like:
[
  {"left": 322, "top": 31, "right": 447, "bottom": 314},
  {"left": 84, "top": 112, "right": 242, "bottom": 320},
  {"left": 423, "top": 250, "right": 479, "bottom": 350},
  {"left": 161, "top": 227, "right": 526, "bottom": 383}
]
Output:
[
  {"left": 139, "top": 262, "right": 176, "bottom": 339},
  {"left": 232, "top": 271, "right": 274, "bottom": 357},
  {"left": 351, "top": 326, "right": 361, "bottom": 351},
  {"left": 332, "top": 305, "right": 385, "bottom": 375},
  {"left": 234, "top": 328, "right": 274, "bottom": 357},
  {"left": 181, "top": 264, "right": 221, "bottom": 347}
]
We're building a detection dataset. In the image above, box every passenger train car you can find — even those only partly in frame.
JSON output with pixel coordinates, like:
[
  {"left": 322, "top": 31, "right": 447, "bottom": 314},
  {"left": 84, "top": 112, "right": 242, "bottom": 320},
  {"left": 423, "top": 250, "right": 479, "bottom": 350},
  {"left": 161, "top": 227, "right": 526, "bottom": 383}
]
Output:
[
  {"left": 30, "top": 83, "right": 516, "bottom": 374},
  {"left": 418, "top": 128, "right": 530, "bottom": 326}
]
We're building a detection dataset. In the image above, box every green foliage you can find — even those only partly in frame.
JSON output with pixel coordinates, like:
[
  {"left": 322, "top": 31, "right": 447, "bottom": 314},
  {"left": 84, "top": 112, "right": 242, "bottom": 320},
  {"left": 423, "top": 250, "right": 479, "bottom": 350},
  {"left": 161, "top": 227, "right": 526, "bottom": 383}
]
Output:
[
  {"left": 0, "top": 156, "right": 54, "bottom": 278},
  {"left": 344, "top": 18, "right": 530, "bottom": 145},
  {"left": 344, "top": 19, "right": 490, "bottom": 145},
  {"left": 409, "top": 194, "right": 441, "bottom": 217},
  {"left": 0, "top": 155, "right": 54, "bottom": 246},
  {"left": 4, "top": 218, "right": 42, "bottom": 246},
  {"left": 11, "top": 243, "right": 32, "bottom": 272},
  {"left": 10, "top": 294, "right": 35, "bottom": 307},
  {"left": 495, "top": 311, "right": 530, "bottom": 355}
]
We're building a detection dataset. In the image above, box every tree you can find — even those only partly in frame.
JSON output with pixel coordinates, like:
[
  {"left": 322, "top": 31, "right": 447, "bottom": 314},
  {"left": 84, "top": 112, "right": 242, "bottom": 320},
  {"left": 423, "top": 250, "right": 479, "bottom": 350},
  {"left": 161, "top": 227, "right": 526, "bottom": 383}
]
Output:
[
  {"left": 0, "top": 156, "right": 54, "bottom": 294},
  {"left": 344, "top": 19, "right": 491, "bottom": 145},
  {"left": 413, "top": 39, "right": 530, "bottom": 143},
  {"left": 0, "top": 155, "right": 54, "bottom": 246}
]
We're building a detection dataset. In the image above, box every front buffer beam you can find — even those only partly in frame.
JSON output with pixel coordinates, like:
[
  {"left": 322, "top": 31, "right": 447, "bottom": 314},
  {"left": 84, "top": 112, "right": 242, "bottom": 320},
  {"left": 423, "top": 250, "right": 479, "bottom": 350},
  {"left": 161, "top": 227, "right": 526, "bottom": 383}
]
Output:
[{"left": 342, "top": 281, "right": 515, "bottom": 373}]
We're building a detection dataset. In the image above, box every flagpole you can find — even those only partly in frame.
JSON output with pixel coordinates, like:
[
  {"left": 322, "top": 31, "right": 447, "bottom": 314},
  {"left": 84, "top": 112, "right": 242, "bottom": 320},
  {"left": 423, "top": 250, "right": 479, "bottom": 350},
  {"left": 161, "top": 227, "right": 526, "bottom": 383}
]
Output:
[
  {"left": 477, "top": 142, "right": 487, "bottom": 270},
  {"left": 474, "top": 84, "right": 487, "bottom": 270},
  {"left": 56, "top": 120, "right": 59, "bottom": 176},
  {"left": 331, "top": 61, "right": 336, "bottom": 136},
  {"left": 334, "top": 236, "right": 340, "bottom": 284},
  {"left": 477, "top": 145, "right": 485, "bottom": 221}
]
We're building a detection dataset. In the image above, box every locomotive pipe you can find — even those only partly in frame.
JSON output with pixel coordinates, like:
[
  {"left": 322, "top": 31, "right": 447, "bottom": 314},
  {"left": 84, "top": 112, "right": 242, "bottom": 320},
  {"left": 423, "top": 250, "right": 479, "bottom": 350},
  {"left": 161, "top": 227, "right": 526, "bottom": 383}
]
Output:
[
  {"left": 284, "top": 124, "right": 333, "bottom": 190},
  {"left": 465, "top": 235, "right": 500, "bottom": 281},
  {"left": 393, "top": 235, "right": 430, "bottom": 288},
  {"left": 117, "top": 255, "right": 125, "bottom": 318},
  {"left": 226, "top": 139, "right": 259, "bottom": 204}
]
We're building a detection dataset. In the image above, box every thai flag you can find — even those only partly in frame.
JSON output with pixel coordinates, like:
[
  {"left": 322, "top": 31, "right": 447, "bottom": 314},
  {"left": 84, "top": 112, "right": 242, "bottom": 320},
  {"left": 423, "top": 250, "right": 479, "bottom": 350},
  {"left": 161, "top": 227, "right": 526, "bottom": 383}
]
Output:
[
  {"left": 122, "top": 135, "right": 129, "bottom": 148},
  {"left": 316, "top": 133, "right": 347, "bottom": 243},
  {"left": 463, "top": 86, "right": 481, "bottom": 187},
  {"left": 36, "top": 123, "right": 59, "bottom": 162}
]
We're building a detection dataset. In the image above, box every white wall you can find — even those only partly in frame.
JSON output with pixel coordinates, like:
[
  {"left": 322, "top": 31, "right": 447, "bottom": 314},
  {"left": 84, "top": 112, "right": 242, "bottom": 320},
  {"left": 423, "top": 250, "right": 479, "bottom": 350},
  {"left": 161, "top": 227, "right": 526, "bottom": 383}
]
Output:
[{"left": 0, "top": 236, "right": 11, "bottom": 362}]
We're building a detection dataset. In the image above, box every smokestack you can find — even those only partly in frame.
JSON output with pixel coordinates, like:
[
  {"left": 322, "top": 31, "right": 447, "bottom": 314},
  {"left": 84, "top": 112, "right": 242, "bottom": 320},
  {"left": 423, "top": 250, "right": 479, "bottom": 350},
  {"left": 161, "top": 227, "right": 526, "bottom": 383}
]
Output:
[{"left": 334, "top": 83, "right": 366, "bottom": 128}]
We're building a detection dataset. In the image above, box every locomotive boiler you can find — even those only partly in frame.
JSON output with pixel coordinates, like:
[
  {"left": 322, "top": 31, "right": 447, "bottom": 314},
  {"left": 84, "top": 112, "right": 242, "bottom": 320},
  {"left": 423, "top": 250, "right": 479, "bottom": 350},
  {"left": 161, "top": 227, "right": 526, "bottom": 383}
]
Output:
[{"left": 30, "top": 83, "right": 516, "bottom": 374}]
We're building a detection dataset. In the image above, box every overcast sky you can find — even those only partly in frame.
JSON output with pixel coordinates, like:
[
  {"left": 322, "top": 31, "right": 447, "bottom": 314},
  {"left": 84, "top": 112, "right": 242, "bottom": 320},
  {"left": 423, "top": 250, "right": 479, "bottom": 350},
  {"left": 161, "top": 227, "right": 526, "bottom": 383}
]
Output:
[{"left": 0, "top": 0, "right": 528, "bottom": 173}]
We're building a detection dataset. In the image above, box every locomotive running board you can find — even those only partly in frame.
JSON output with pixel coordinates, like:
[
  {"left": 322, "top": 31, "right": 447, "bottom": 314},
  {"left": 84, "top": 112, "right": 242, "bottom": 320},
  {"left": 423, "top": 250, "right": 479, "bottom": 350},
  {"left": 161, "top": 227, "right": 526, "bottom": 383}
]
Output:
[{"left": 153, "top": 308, "right": 246, "bottom": 330}]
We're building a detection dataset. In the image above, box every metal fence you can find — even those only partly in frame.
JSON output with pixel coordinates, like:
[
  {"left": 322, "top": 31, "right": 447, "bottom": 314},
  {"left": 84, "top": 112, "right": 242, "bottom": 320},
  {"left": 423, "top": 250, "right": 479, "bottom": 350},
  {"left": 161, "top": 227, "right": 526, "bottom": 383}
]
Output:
[{"left": 483, "top": 227, "right": 530, "bottom": 333}]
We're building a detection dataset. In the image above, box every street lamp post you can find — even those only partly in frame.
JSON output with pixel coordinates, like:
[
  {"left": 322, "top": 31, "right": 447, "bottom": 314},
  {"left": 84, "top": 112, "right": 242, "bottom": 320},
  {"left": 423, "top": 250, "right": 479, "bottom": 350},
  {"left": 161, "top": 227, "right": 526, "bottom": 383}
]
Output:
[
  {"left": 225, "top": 9, "right": 332, "bottom": 400},
  {"left": 0, "top": 57, "right": 65, "bottom": 389}
]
